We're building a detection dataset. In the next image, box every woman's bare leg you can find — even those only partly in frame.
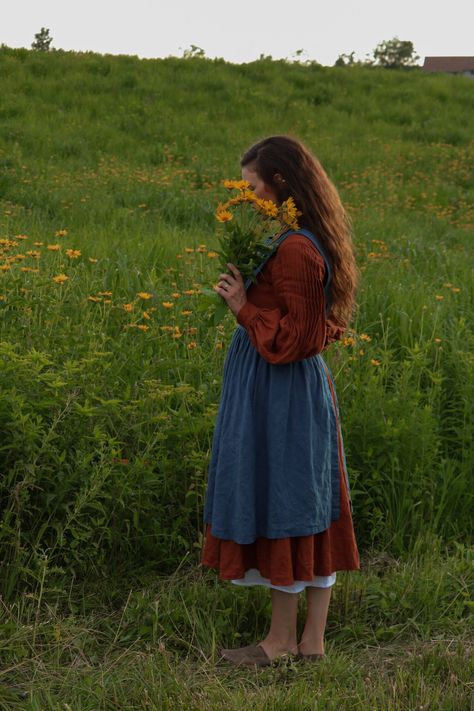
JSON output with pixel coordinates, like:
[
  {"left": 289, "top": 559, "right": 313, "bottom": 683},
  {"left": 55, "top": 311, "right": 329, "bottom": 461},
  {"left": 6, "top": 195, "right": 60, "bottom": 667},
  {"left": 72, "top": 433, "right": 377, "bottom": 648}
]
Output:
[
  {"left": 298, "top": 586, "right": 332, "bottom": 655},
  {"left": 258, "top": 588, "right": 299, "bottom": 659}
]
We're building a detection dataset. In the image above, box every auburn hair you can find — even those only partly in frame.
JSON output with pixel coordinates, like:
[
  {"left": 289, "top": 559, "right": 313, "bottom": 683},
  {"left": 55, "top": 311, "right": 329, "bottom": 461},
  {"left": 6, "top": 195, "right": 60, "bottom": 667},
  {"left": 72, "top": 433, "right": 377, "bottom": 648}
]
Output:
[{"left": 241, "top": 135, "right": 359, "bottom": 328}]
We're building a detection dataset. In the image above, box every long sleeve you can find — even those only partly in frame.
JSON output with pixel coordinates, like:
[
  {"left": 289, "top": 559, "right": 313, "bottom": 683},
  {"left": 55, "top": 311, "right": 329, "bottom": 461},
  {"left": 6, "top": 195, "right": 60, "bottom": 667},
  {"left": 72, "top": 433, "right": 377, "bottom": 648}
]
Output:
[{"left": 236, "top": 235, "right": 328, "bottom": 364}]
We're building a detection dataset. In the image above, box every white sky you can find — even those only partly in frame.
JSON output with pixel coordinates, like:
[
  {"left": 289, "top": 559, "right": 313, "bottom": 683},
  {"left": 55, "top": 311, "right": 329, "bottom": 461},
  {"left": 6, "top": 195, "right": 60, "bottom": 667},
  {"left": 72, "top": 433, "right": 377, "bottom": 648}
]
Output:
[{"left": 2, "top": 0, "right": 473, "bottom": 66}]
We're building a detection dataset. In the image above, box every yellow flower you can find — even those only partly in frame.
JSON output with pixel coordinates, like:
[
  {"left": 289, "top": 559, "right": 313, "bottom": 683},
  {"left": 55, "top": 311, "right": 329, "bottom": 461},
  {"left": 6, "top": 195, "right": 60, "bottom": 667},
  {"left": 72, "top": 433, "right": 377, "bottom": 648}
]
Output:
[
  {"left": 171, "top": 292, "right": 180, "bottom": 298},
  {"left": 53, "top": 273, "right": 69, "bottom": 284},
  {"left": 223, "top": 179, "right": 250, "bottom": 190},
  {"left": 434, "top": 338, "right": 442, "bottom": 343},
  {"left": 137, "top": 292, "right": 153, "bottom": 299},
  {"left": 0, "top": 264, "right": 11, "bottom": 271},
  {"left": 360, "top": 334, "right": 372, "bottom": 342},
  {"left": 142, "top": 311, "right": 151, "bottom": 319},
  {"left": 103, "top": 299, "right": 112, "bottom": 304},
  {"left": 184, "top": 247, "right": 194, "bottom": 253},
  {"left": 26, "top": 250, "right": 41, "bottom": 258},
  {"left": 122, "top": 303, "right": 133, "bottom": 312},
  {"left": 183, "top": 289, "right": 196, "bottom": 295},
  {"left": 435, "top": 295, "right": 444, "bottom": 301},
  {"left": 55, "top": 229, "right": 68, "bottom": 237},
  {"left": 451, "top": 287, "right": 460, "bottom": 293},
  {"left": 47, "top": 244, "right": 61, "bottom": 251},
  {"left": 137, "top": 324, "right": 150, "bottom": 331},
  {"left": 207, "top": 251, "right": 218, "bottom": 258},
  {"left": 65, "top": 249, "right": 81, "bottom": 259},
  {"left": 15, "top": 234, "right": 29, "bottom": 240},
  {"left": 160, "top": 325, "right": 174, "bottom": 331},
  {"left": 215, "top": 341, "right": 224, "bottom": 350},
  {"left": 216, "top": 209, "right": 233, "bottom": 223},
  {"left": 88, "top": 296, "right": 102, "bottom": 302},
  {"left": 187, "top": 341, "right": 197, "bottom": 349},
  {"left": 98, "top": 291, "right": 112, "bottom": 296},
  {"left": 89, "top": 258, "right": 98, "bottom": 263},
  {"left": 181, "top": 310, "right": 193, "bottom": 316},
  {"left": 162, "top": 301, "right": 174, "bottom": 308},
  {"left": 371, "top": 359, "right": 381, "bottom": 366},
  {"left": 197, "top": 244, "right": 207, "bottom": 252},
  {"left": 342, "top": 336, "right": 356, "bottom": 347},
  {"left": 34, "top": 241, "right": 44, "bottom": 246}
]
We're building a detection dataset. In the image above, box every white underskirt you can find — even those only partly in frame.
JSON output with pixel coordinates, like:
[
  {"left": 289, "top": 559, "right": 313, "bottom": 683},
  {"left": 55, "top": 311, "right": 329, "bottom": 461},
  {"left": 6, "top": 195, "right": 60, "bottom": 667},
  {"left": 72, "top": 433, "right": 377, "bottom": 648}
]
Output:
[{"left": 231, "top": 567, "right": 337, "bottom": 594}]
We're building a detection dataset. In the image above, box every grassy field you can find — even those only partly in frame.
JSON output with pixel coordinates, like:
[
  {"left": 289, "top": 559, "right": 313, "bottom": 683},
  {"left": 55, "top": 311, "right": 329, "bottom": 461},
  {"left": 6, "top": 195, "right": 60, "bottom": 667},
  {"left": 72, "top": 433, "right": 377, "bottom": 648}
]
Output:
[{"left": 0, "top": 46, "right": 473, "bottom": 708}]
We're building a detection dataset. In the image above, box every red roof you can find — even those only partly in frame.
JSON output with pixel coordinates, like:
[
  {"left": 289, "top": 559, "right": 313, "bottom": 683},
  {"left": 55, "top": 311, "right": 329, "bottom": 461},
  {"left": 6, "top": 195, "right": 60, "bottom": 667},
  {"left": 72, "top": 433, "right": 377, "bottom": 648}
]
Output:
[{"left": 423, "top": 57, "right": 474, "bottom": 72}]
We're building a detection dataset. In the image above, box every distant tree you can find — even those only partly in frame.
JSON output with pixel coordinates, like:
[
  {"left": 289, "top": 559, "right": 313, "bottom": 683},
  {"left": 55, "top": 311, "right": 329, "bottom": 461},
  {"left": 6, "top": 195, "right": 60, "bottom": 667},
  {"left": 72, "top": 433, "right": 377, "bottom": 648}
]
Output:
[
  {"left": 372, "top": 37, "right": 419, "bottom": 68},
  {"left": 182, "top": 45, "right": 205, "bottom": 59},
  {"left": 335, "top": 51, "right": 356, "bottom": 67},
  {"left": 31, "top": 27, "right": 53, "bottom": 52}
]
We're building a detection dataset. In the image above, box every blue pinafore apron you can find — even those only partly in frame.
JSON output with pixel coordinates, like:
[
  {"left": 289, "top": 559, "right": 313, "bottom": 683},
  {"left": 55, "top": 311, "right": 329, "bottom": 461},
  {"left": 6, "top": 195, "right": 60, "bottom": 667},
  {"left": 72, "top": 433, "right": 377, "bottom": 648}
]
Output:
[{"left": 203, "top": 228, "right": 350, "bottom": 543}]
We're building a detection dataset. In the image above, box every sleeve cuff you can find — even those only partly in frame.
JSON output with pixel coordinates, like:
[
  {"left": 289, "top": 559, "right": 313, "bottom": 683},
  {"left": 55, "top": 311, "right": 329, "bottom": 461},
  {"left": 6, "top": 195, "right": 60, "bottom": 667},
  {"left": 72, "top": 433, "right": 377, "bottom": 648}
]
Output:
[{"left": 236, "top": 300, "right": 260, "bottom": 328}]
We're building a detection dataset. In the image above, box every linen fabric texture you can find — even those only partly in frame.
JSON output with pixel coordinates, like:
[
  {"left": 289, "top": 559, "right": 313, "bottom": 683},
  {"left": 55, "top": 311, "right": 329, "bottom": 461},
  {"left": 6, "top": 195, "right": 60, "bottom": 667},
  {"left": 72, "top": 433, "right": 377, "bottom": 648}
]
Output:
[{"left": 201, "top": 228, "right": 359, "bottom": 585}]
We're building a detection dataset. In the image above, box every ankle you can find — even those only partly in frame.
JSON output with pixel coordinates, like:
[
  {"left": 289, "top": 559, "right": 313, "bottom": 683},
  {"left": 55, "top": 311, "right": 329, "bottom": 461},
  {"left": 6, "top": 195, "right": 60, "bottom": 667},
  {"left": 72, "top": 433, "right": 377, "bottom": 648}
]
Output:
[
  {"left": 298, "top": 635, "right": 325, "bottom": 655},
  {"left": 263, "top": 632, "right": 298, "bottom": 653}
]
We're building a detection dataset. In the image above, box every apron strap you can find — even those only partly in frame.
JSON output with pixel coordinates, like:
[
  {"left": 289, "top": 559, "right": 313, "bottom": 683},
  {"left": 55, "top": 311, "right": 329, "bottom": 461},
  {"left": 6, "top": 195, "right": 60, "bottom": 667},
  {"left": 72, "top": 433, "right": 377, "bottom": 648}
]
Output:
[{"left": 244, "top": 228, "right": 333, "bottom": 317}]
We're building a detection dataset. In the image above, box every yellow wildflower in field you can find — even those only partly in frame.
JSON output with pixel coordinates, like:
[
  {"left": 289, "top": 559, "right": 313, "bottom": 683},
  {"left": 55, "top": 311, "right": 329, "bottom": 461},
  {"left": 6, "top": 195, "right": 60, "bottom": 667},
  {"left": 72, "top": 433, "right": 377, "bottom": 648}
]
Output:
[
  {"left": 451, "top": 287, "right": 460, "bottom": 293},
  {"left": 360, "top": 333, "right": 372, "bottom": 342},
  {"left": 34, "top": 242, "right": 44, "bottom": 246},
  {"left": 103, "top": 299, "right": 112, "bottom": 304},
  {"left": 137, "top": 292, "right": 153, "bottom": 299},
  {"left": 55, "top": 229, "right": 68, "bottom": 237},
  {"left": 215, "top": 342, "right": 224, "bottom": 350},
  {"left": 187, "top": 341, "right": 197, "bottom": 349},
  {"left": 216, "top": 208, "right": 233, "bottom": 223},
  {"left": 162, "top": 301, "right": 174, "bottom": 308},
  {"left": 442, "top": 282, "right": 453, "bottom": 288},
  {"left": 371, "top": 359, "right": 381, "bottom": 366},
  {"left": 171, "top": 292, "right": 180, "bottom": 298},
  {"left": 53, "top": 274, "right": 69, "bottom": 284},
  {"left": 184, "top": 247, "right": 194, "bottom": 253},
  {"left": 142, "top": 311, "right": 151, "bottom": 319},
  {"left": 137, "top": 324, "right": 150, "bottom": 331},
  {"left": 47, "top": 244, "right": 61, "bottom": 251},
  {"left": 89, "top": 258, "right": 98, "bottom": 263},
  {"left": 65, "top": 249, "right": 81, "bottom": 259},
  {"left": 342, "top": 336, "right": 356, "bottom": 347},
  {"left": 207, "top": 251, "right": 218, "bottom": 258},
  {"left": 88, "top": 296, "right": 102, "bottom": 302},
  {"left": 434, "top": 338, "right": 442, "bottom": 343},
  {"left": 98, "top": 291, "right": 112, "bottom": 296},
  {"left": 435, "top": 295, "right": 444, "bottom": 301},
  {"left": 122, "top": 303, "right": 133, "bottom": 312},
  {"left": 26, "top": 250, "right": 40, "bottom": 258},
  {"left": 197, "top": 244, "right": 207, "bottom": 252},
  {"left": 172, "top": 329, "right": 182, "bottom": 339},
  {"left": 160, "top": 325, "right": 174, "bottom": 331},
  {"left": 0, "top": 265, "right": 11, "bottom": 271},
  {"left": 183, "top": 289, "right": 196, "bottom": 295},
  {"left": 15, "top": 234, "right": 29, "bottom": 240},
  {"left": 181, "top": 310, "right": 192, "bottom": 316}
]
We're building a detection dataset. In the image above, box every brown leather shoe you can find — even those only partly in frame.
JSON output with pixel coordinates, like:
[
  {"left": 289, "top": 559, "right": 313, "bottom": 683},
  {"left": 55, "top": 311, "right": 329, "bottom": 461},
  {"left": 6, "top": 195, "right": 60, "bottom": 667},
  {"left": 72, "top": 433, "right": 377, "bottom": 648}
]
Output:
[
  {"left": 296, "top": 652, "right": 325, "bottom": 662},
  {"left": 220, "top": 644, "right": 295, "bottom": 668}
]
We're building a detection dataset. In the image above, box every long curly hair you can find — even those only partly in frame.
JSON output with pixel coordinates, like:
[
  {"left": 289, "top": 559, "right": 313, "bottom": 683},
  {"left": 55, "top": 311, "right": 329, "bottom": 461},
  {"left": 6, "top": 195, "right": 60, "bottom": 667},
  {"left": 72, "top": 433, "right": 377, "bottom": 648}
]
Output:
[{"left": 241, "top": 135, "right": 359, "bottom": 327}]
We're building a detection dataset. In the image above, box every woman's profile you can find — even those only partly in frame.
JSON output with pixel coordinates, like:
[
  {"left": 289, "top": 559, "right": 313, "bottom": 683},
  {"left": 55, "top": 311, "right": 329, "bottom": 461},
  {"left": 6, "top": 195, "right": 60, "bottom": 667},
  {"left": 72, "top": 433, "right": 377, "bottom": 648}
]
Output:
[{"left": 200, "top": 135, "right": 360, "bottom": 667}]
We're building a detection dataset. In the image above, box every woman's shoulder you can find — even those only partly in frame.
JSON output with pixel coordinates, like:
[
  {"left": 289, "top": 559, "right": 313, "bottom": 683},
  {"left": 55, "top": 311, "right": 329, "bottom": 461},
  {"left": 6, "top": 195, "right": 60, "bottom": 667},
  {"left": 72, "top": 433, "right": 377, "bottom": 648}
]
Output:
[{"left": 274, "top": 232, "right": 325, "bottom": 272}]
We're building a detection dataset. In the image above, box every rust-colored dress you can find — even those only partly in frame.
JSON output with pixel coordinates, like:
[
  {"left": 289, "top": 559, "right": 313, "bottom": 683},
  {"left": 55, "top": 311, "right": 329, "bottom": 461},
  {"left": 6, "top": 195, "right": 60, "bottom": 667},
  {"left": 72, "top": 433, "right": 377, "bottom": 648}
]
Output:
[{"left": 200, "top": 232, "right": 359, "bottom": 588}]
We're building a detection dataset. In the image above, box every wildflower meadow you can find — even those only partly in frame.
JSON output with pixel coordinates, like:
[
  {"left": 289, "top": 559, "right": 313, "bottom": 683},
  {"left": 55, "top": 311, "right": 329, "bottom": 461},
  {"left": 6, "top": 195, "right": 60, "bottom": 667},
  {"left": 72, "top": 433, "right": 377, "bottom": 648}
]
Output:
[{"left": 0, "top": 46, "right": 473, "bottom": 709}]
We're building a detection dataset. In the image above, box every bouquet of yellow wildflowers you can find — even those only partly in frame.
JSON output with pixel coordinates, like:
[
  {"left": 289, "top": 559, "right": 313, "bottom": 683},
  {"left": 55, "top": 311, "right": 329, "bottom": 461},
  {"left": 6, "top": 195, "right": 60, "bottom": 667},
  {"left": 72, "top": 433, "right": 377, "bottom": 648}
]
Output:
[{"left": 199, "top": 179, "right": 301, "bottom": 324}]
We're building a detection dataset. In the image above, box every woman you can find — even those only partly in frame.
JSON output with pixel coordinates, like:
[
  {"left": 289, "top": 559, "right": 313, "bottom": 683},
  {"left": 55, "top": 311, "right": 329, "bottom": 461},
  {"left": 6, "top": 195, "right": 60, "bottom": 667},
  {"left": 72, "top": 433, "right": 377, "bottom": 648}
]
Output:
[{"left": 200, "top": 135, "right": 360, "bottom": 668}]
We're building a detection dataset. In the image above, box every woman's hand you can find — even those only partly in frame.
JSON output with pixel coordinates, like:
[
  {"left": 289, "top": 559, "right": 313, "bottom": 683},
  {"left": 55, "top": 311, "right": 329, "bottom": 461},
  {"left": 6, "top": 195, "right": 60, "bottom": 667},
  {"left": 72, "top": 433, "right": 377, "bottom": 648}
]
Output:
[{"left": 214, "top": 263, "right": 247, "bottom": 317}]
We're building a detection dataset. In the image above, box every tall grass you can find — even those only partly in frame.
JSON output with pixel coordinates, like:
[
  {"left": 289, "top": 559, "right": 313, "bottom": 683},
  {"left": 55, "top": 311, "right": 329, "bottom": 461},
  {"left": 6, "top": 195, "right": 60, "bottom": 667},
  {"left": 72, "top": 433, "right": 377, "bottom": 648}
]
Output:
[{"left": 0, "top": 46, "right": 473, "bottom": 599}]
